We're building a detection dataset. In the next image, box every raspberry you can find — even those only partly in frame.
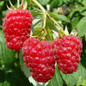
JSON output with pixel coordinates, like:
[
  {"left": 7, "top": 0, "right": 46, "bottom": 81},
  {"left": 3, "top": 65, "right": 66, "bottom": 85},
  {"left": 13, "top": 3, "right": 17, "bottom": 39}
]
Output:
[
  {"left": 3, "top": 9, "right": 33, "bottom": 51},
  {"left": 54, "top": 35, "right": 82, "bottom": 74},
  {"left": 23, "top": 38, "right": 57, "bottom": 82}
]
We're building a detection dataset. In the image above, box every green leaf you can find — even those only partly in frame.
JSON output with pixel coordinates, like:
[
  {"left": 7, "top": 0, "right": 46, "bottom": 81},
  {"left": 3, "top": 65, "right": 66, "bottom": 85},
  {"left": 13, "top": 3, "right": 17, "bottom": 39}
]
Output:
[
  {"left": 63, "top": 0, "right": 70, "bottom": 4},
  {"left": 46, "top": 17, "right": 58, "bottom": 32},
  {"left": 0, "top": 1, "right": 4, "bottom": 10},
  {"left": 32, "top": 18, "right": 42, "bottom": 31},
  {"left": 45, "top": 27, "right": 53, "bottom": 41},
  {"left": 0, "top": 30, "right": 16, "bottom": 65},
  {"left": 68, "top": 7, "right": 85, "bottom": 18},
  {"left": 71, "top": 16, "right": 80, "bottom": 30},
  {"left": 50, "top": 0, "right": 59, "bottom": 9},
  {"left": 59, "top": 0, "right": 63, "bottom": 6},
  {"left": 25, "top": 0, "right": 30, "bottom": 4},
  {"left": 2, "top": 10, "right": 7, "bottom": 16},
  {"left": 2, "top": 81, "right": 10, "bottom": 86},
  {"left": 77, "top": 17, "right": 86, "bottom": 39},
  {"left": 4, "top": 62, "right": 32, "bottom": 86},
  {"left": 0, "top": 25, "right": 2, "bottom": 29},
  {"left": 32, "top": 27, "right": 43, "bottom": 36},
  {"left": 47, "top": 67, "right": 63, "bottom": 86},
  {"left": 38, "top": 0, "right": 50, "bottom": 5},
  {"left": 30, "top": 9, "right": 42, "bottom": 31},
  {"left": 76, "top": 76, "right": 86, "bottom": 86},
  {"left": 80, "top": 8, "right": 86, "bottom": 16},
  {"left": 30, "top": 9, "right": 42, "bottom": 18},
  {"left": 0, "top": 81, "right": 10, "bottom": 86},
  {"left": 68, "top": 8, "right": 79, "bottom": 18},
  {"left": 20, "top": 53, "right": 31, "bottom": 78},
  {"left": 48, "top": 12, "right": 59, "bottom": 20},
  {"left": 61, "top": 63, "right": 86, "bottom": 86},
  {"left": 48, "top": 11, "right": 70, "bottom": 23},
  {"left": 50, "top": 0, "right": 63, "bottom": 9},
  {"left": 52, "top": 12, "right": 70, "bottom": 23}
]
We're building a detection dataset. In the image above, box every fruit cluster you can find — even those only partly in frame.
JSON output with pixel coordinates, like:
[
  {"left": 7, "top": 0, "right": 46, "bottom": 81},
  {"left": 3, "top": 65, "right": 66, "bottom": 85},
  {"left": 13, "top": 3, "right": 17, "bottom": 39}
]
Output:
[
  {"left": 3, "top": 1, "right": 82, "bottom": 83},
  {"left": 22, "top": 35, "right": 82, "bottom": 82}
]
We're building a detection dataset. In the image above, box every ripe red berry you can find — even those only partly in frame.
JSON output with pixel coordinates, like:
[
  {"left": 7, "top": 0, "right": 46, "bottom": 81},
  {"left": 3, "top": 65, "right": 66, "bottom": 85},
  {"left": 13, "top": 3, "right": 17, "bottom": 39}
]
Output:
[
  {"left": 3, "top": 9, "right": 33, "bottom": 51},
  {"left": 54, "top": 35, "right": 82, "bottom": 74},
  {"left": 23, "top": 38, "right": 57, "bottom": 82}
]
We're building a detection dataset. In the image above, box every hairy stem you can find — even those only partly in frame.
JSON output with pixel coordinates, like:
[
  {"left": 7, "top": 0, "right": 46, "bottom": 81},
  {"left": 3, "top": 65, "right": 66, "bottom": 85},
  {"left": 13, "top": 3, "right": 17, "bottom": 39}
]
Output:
[
  {"left": 32, "top": 0, "right": 46, "bottom": 30},
  {"left": 31, "top": 0, "right": 64, "bottom": 33},
  {"left": 17, "top": 0, "right": 20, "bottom": 7},
  {"left": 46, "top": 12, "right": 62, "bottom": 30}
]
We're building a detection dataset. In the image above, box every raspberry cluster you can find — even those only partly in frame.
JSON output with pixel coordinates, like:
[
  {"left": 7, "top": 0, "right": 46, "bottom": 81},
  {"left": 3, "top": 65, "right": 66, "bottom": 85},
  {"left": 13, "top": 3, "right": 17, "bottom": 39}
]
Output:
[
  {"left": 3, "top": 9, "right": 33, "bottom": 51},
  {"left": 23, "top": 38, "right": 57, "bottom": 82},
  {"left": 2, "top": 0, "right": 83, "bottom": 83},
  {"left": 54, "top": 36, "right": 82, "bottom": 74}
]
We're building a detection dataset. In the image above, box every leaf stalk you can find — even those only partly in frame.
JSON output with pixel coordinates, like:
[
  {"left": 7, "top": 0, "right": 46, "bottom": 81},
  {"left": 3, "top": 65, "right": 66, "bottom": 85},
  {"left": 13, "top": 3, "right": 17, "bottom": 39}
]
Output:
[{"left": 31, "top": 0, "right": 66, "bottom": 35}]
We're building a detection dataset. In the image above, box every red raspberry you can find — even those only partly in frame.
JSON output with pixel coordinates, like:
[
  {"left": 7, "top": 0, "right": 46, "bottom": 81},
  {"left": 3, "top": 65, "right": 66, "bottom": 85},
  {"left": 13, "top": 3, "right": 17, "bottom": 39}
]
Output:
[
  {"left": 23, "top": 38, "right": 57, "bottom": 82},
  {"left": 54, "top": 36, "right": 82, "bottom": 74},
  {"left": 3, "top": 9, "right": 33, "bottom": 51}
]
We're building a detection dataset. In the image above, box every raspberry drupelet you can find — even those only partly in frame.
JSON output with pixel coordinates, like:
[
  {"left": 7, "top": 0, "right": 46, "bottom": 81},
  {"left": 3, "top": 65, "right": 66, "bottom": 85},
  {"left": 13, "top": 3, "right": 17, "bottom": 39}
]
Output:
[
  {"left": 54, "top": 35, "right": 82, "bottom": 74},
  {"left": 23, "top": 38, "right": 57, "bottom": 82},
  {"left": 3, "top": 9, "right": 33, "bottom": 51}
]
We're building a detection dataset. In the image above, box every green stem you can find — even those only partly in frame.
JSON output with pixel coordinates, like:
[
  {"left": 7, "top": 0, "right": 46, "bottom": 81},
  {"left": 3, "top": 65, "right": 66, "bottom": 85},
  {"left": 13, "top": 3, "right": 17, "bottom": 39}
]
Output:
[
  {"left": 46, "top": 12, "right": 67, "bottom": 35},
  {"left": 17, "top": 0, "right": 20, "bottom": 7},
  {"left": 46, "top": 12, "right": 63, "bottom": 30},
  {"left": 32, "top": 0, "right": 45, "bottom": 12},
  {"left": 32, "top": 0, "right": 46, "bottom": 29},
  {"left": 31, "top": 0, "right": 64, "bottom": 32},
  {"left": 43, "top": 11, "right": 46, "bottom": 30}
]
